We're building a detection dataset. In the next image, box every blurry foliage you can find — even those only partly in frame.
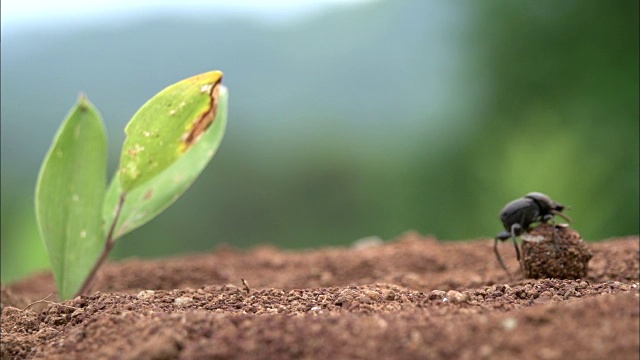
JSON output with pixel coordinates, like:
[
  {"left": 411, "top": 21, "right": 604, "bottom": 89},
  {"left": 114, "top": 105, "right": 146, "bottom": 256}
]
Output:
[
  {"left": 465, "top": 0, "right": 639, "bottom": 240},
  {"left": 1, "top": 0, "right": 637, "bottom": 283}
]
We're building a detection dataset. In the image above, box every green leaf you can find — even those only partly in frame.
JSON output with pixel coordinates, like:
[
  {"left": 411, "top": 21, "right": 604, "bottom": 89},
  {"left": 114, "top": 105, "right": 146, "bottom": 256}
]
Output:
[
  {"left": 103, "top": 75, "right": 228, "bottom": 239},
  {"left": 35, "top": 96, "right": 107, "bottom": 300},
  {"left": 119, "top": 70, "right": 224, "bottom": 192}
]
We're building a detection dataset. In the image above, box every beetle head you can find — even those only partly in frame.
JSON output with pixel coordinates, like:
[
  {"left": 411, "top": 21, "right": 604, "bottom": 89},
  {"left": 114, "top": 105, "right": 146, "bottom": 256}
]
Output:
[{"left": 525, "top": 192, "right": 572, "bottom": 222}]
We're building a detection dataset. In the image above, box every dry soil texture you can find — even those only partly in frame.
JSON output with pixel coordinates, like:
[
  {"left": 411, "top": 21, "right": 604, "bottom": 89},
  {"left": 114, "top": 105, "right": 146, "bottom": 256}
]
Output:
[{"left": 2, "top": 229, "right": 639, "bottom": 359}]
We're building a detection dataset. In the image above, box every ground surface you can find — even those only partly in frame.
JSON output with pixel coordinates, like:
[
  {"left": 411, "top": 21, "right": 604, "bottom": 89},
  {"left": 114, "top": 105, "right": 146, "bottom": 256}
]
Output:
[{"left": 2, "top": 230, "right": 639, "bottom": 359}]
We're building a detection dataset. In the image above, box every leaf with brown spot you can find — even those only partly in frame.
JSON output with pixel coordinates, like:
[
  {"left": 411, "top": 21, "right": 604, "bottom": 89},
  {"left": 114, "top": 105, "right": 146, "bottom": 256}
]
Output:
[
  {"left": 119, "top": 71, "right": 223, "bottom": 192},
  {"left": 103, "top": 75, "right": 228, "bottom": 239}
]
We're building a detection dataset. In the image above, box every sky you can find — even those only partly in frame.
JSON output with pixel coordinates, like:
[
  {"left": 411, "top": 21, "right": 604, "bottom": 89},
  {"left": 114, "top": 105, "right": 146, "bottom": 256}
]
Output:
[{"left": 2, "top": 0, "right": 373, "bottom": 32}]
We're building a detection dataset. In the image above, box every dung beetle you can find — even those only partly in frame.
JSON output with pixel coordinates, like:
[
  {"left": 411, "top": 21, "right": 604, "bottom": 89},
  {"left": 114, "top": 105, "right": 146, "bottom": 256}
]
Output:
[{"left": 494, "top": 192, "right": 572, "bottom": 273}]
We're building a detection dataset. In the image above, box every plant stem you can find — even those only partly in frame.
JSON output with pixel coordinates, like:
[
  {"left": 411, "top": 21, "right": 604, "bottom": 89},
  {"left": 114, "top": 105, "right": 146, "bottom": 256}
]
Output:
[{"left": 74, "top": 193, "right": 126, "bottom": 298}]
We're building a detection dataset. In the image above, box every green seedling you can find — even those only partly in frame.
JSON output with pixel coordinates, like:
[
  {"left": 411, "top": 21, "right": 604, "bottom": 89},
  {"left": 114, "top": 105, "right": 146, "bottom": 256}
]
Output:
[{"left": 35, "top": 71, "right": 228, "bottom": 300}]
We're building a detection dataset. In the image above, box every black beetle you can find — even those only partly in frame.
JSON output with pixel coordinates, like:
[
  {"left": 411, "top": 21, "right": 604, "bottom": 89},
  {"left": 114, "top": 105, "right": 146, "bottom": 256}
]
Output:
[{"left": 494, "top": 192, "right": 572, "bottom": 273}]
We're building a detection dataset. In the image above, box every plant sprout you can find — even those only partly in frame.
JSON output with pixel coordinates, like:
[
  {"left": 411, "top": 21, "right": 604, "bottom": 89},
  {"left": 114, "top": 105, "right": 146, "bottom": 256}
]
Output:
[{"left": 35, "top": 71, "right": 228, "bottom": 300}]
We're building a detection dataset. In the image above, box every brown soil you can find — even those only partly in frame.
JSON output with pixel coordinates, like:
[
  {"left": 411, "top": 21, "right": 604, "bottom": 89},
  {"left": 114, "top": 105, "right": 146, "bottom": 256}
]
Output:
[{"left": 2, "top": 231, "right": 639, "bottom": 360}]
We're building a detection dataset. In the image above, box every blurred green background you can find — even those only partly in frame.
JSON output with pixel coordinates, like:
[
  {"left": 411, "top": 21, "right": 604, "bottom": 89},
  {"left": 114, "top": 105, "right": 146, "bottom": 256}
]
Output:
[{"left": 2, "top": 0, "right": 638, "bottom": 284}]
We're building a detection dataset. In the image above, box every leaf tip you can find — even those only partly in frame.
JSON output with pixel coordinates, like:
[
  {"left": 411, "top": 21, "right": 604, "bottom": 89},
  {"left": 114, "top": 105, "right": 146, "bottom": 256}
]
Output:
[{"left": 76, "top": 93, "right": 93, "bottom": 112}]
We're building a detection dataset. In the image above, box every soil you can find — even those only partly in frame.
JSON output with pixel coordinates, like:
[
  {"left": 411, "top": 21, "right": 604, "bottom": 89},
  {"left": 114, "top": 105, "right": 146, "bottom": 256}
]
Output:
[{"left": 2, "top": 230, "right": 638, "bottom": 360}]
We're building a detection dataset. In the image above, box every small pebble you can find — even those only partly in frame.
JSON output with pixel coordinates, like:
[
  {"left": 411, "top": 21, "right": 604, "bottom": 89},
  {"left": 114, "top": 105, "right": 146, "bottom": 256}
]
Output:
[
  {"left": 502, "top": 317, "right": 518, "bottom": 331},
  {"left": 173, "top": 297, "right": 192, "bottom": 306},
  {"left": 137, "top": 290, "right": 155, "bottom": 300}
]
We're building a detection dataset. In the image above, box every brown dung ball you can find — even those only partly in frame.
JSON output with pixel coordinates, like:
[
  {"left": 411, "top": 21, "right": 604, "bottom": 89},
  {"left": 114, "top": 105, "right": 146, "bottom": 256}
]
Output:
[{"left": 520, "top": 223, "right": 593, "bottom": 279}]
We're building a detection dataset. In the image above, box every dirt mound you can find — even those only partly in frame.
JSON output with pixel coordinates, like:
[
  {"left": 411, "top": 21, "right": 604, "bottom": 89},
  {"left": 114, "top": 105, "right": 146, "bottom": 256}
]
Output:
[{"left": 2, "top": 231, "right": 638, "bottom": 359}]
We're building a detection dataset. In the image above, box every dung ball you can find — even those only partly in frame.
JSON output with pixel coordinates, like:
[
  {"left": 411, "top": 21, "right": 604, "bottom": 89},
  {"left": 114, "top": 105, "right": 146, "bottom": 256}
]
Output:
[{"left": 520, "top": 223, "right": 592, "bottom": 279}]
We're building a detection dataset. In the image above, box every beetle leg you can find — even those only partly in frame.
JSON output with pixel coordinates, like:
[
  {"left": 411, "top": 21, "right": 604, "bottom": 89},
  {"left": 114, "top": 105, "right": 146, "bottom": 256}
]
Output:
[
  {"left": 552, "top": 210, "right": 572, "bottom": 223},
  {"left": 494, "top": 237, "right": 510, "bottom": 274},
  {"left": 496, "top": 231, "right": 511, "bottom": 241},
  {"left": 509, "top": 223, "right": 524, "bottom": 270},
  {"left": 543, "top": 213, "right": 558, "bottom": 238},
  {"left": 541, "top": 214, "right": 563, "bottom": 251},
  {"left": 510, "top": 224, "right": 522, "bottom": 261}
]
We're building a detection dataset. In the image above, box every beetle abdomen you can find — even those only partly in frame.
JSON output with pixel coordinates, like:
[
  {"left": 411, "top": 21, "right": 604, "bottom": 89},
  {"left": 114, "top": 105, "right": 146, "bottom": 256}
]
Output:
[{"left": 499, "top": 198, "right": 540, "bottom": 233}]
